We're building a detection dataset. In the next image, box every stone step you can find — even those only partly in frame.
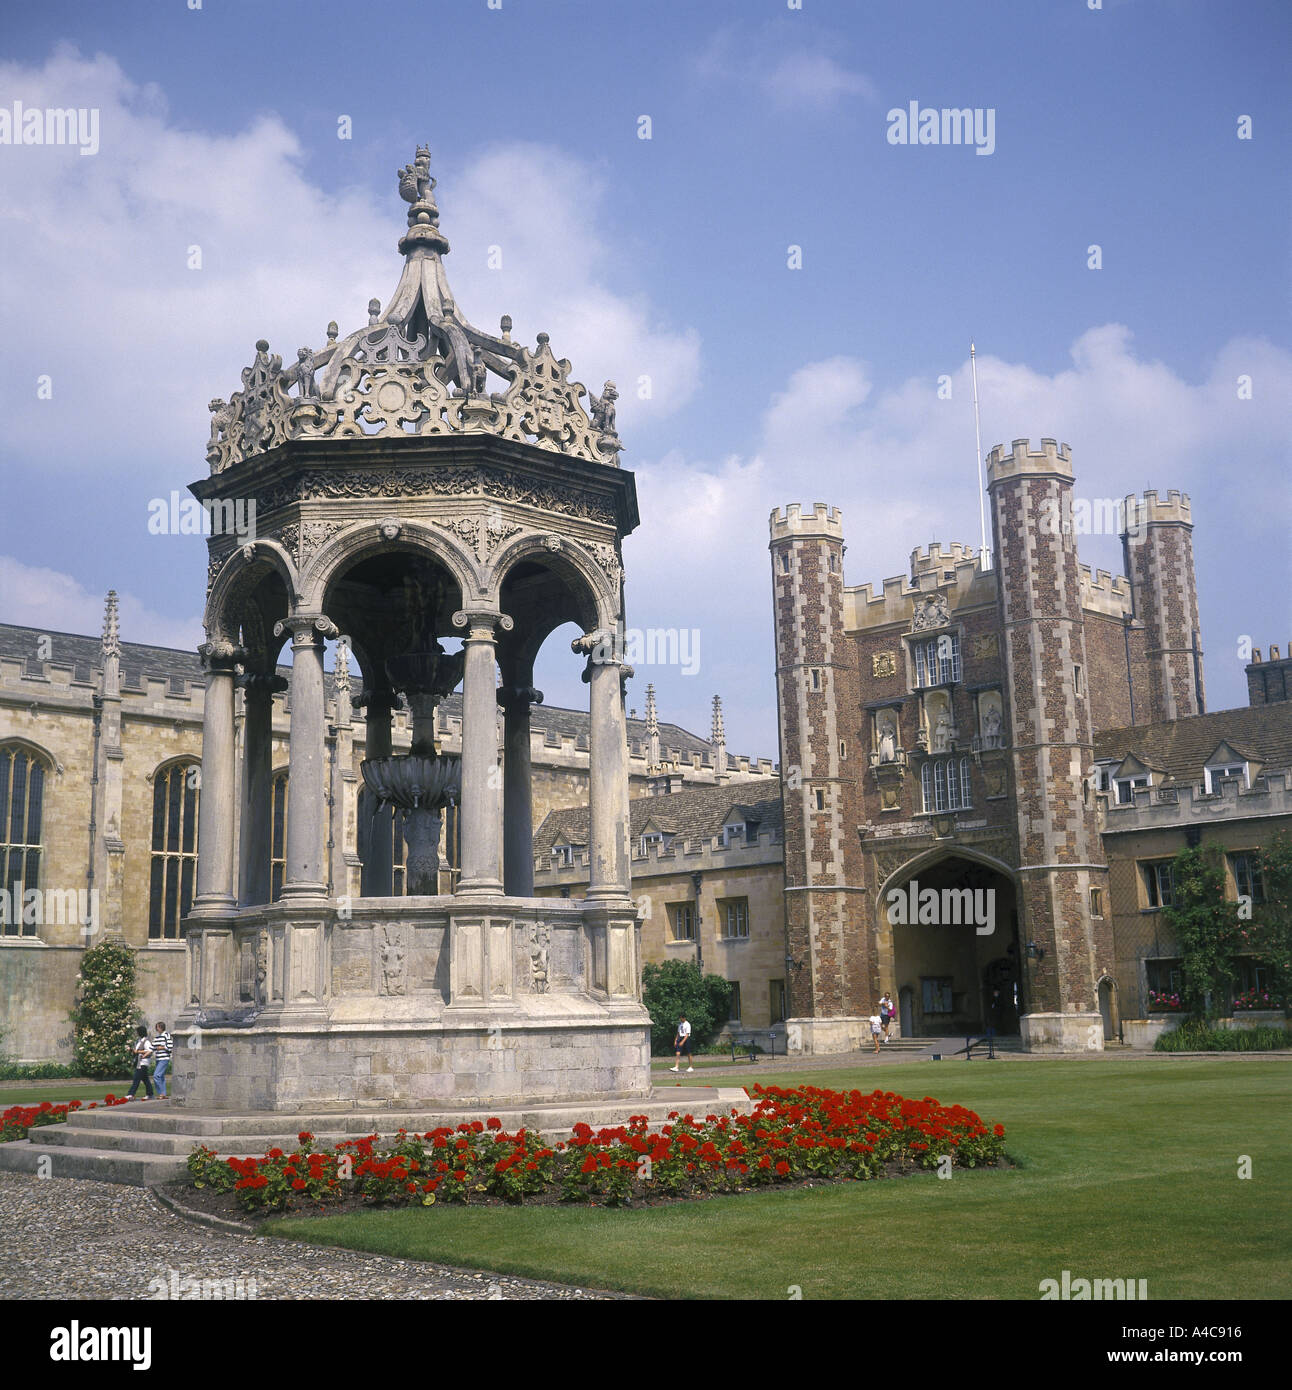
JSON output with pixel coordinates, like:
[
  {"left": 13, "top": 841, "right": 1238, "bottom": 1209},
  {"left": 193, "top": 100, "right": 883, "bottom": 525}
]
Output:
[
  {"left": 0, "top": 1138, "right": 189, "bottom": 1186},
  {"left": 29, "top": 1125, "right": 357, "bottom": 1156}
]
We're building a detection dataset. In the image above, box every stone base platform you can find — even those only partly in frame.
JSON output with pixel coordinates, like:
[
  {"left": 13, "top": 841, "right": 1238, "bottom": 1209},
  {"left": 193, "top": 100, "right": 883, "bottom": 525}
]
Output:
[{"left": 0, "top": 1087, "right": 753, "bottom": 1187}]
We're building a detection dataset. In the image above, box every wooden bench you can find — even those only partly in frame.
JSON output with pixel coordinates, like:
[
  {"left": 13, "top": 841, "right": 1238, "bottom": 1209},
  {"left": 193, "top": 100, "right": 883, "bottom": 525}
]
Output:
[
  {"left": 949, "top": 1034, "right": 998, "bottom": 1061},
  {"left": 729, "top": 1031, "right": 781, "bottom": 1063}
]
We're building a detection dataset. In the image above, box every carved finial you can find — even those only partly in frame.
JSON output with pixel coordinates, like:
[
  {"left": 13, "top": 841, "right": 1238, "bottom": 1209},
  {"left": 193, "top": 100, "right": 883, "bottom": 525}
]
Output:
[
  {"left": 536, "top": 331, "right": 549, "bottom": 347},
  {"left": 368, "top": 298, "right": 381, "bottom": 326},
  {"left": 711, "top": 694, "right": 725, "bottom": 745},
  {"left": 500, "top": 314, "right": 512, "bottom": 341},
  {"left": 645, "top": 682, "right": 659, "bottom": 735},
  {"left": 326, "top": 320, "right": 338, "bottom": 344},
  {"left": 102, "top": 590, "right": 121, "bottom": 658}
]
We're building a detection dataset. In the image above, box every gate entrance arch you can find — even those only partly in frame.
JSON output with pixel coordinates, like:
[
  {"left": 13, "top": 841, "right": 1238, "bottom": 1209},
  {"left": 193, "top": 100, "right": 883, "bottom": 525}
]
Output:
[{"left": 879, "top": 852, "right": 1022, "bottom": 1037}]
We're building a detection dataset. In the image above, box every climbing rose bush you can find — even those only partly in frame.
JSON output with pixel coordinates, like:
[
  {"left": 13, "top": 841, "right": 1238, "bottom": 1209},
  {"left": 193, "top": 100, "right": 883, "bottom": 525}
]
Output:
[
  {"left": 70, "top": 940, "right": 140, "bottom": 1078},
  {"left": 186, "top": 1085, "right": 1007, "bottom": 1213}
]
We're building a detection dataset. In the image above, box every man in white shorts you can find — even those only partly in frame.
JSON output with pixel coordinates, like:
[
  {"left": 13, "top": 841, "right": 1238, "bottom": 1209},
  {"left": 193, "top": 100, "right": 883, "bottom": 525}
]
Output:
[{"left": 670, "top": 1014, "right": 694, "bottom": 1072}]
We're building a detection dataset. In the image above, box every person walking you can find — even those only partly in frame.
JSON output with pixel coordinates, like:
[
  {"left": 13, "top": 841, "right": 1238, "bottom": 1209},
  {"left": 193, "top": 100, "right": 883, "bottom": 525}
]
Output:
[
  {"left": 669, "top": 1014, "right": 694, "bottom": 1073},
  {"left": 869, "top": 1014, "right": 883, "bottom": 1054},
  {"left": 125, "top": 1025, "right": 155, "bottom": 1099},
  {"left": 879, "top": 993, "right": 894, "bottom": 1042},
  {"left": 151, "top": 1021, "right": 173, "bottom": 1099}
]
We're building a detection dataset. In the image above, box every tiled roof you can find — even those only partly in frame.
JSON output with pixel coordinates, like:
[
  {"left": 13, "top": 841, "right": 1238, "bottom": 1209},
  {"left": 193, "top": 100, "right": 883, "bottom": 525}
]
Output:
[
  {"left": 534, "top": 776, "right": 784, "bottom": 854},
  {"left": 1094, "top": 703, "right": 1292, "bottom": 786}
]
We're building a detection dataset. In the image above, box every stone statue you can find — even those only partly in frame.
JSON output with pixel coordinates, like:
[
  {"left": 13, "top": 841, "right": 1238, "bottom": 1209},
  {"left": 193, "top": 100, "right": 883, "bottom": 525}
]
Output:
[
  {"left": 291, "top": 347, "right": 318, "bottom": 398},
  {"left": 932, "top": 709, "right": 952, "bottom": 753},
  {"left": 877, "top": 713, "right": 898, "bottom": 763},
  {"left": 590, "top": 380, "right": 619, "bottom": 434},
  {"left": 471, "top": 349, "right": 489, "bottom": 397},
  {"left": 982, "top": 704, "right": 1002, "bottom": 747}
]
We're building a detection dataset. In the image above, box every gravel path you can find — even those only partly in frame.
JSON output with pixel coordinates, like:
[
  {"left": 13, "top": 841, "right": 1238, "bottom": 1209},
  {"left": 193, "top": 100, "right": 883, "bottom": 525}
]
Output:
[{"left": 0, "top": 1172, "right": 618, "bottom": 1300}]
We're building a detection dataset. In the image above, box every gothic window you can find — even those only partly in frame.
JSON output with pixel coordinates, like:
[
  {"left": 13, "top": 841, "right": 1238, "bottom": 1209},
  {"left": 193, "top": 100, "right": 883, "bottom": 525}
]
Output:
[
  {"left": 769, "top": 978, "right": 787, "bottom": 1024},
  {"left": 728, "top": 981, "right": 742, "bottom": 1021},
  {"left": 913, "top": 634, "right": 961, "bottom": 687},
  {"left": 270, "top": 770, "right": 288, "bottom": 901},
  {"left": 1089, "top": 887, "right": 1105, "bottom": 919},
  {"left": 149, "top": 760, "right": 200, "bottom": 940},
  {"left": 0, "top": 743, "right": 48, "bottom": 938},
  {"left": 921, "top": 757, "right": 973, "bottom": 813},
  {"left": 669, "top": 902, "right": 695, "bottom": 941}
]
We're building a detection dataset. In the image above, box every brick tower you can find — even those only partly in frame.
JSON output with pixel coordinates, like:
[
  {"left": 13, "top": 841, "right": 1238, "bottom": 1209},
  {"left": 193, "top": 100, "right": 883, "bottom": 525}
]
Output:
[
  {"left": 987, "top": 440, "right": 1114, "bottom": 1050},
  {"left": 769, "top": 504, "right": 868, "bottom": 1044},
  {"left": 1122, "top": 490, "right": 1205, "bottom": 721}
]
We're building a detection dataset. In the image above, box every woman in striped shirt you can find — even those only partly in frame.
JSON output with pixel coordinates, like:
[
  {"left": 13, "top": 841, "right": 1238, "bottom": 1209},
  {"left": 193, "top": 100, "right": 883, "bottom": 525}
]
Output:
[{"left": 152, "top": 1022, "right": 173, "bottom": 1099}]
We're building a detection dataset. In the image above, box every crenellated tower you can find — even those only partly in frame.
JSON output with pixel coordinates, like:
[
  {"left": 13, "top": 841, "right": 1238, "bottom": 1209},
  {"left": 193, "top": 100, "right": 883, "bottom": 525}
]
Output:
[
  {"left": 769, "top": 503, "right": 867, "bottom": 1031},
  {"left": 987, "top": 439, "right": 1113, "bottom": 1049},
  {"left": 1122, "top": 489, "right": 1205, "bottom": 721}
]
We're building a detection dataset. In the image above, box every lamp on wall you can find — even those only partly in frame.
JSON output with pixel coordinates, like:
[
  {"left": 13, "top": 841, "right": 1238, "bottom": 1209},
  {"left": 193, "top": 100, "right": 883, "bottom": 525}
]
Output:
[{"left": 1026, "top": 940, "right": 1046, "bottom": 962}]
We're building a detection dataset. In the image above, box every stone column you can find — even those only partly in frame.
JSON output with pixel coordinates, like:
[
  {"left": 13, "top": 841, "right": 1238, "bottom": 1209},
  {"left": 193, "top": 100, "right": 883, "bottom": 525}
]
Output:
[
  {"left": 577, "top": 629, "right": 633, "bottom": 903},
  {"left": 238, "top": 672, "right": 285, "bottom": 906},
  {"left": 192, "top": 640, "right": 241, "bottom": 914},
  {"left": 453, "top": 609, "right": 511, "bottom": 897},
  {"left": 275, "top": 615, "right": 337, "bottom": 899},
  {"left": 357, "top": 685, "right": 398, "bottom": 896},
  {"left": 498, "top": 679, "right": 542, "bottom": 897}
]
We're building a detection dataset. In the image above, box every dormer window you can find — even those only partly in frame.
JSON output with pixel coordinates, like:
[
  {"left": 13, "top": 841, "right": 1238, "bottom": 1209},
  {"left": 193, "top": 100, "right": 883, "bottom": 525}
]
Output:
[
  {"left": 552, "top": 844, "right": 574, "bottom": 867},
  {"left": 1205, "top": 762, "right": 1248, "bottom": 794},
  {"left": 639, "top": 831, "right": 666, "bottom": 856},
  {"left": 1092, "top": 763, "right": 1115, "bottom": 794},
  {"left": 1114, "top": 775, "right": 1149, "bottom": 805}
]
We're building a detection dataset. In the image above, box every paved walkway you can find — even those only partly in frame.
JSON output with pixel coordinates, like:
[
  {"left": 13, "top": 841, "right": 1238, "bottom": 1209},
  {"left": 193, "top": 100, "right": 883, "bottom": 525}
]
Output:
[{"left": 0, "top": 1172, "right": 615, "bottom": 1301}]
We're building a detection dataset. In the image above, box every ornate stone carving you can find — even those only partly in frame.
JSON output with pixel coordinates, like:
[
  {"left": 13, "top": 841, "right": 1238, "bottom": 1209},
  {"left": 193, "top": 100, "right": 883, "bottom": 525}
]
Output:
[
  {"left": 972, "top": 633, "right": 998, "bottom": 661},
  {"left": 912, "top": 592, "right": 951, "bottom": 631},
  {"left": 872, "top": 651, "right": 897, "bottom": 679},
  {"left": 205, "top": 150, "right": 623, "bottom": 473},
  {"left": 588, "top": 542, "right": 621, "bottom": 578},
  {"left": 257, "top": 467, "right": 617, "bottom": 526},
  {"left": 435, "top": 514, "right": 522, "bottom": 561},
  {"left": 530, "top": 921, "right": 551, "bottom": 994},
  {"left": 379, "top": 924, "right": 407, "bottom": 996},
  {"left": 876, "top": 710, "right": 898, "bottom": 763}
]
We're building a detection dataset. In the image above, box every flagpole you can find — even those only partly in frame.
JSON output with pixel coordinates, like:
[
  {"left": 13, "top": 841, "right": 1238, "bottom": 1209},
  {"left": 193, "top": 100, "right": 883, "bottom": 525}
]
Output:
[{"left": 970, "top": 341, "right": 989, "bottom": 569}]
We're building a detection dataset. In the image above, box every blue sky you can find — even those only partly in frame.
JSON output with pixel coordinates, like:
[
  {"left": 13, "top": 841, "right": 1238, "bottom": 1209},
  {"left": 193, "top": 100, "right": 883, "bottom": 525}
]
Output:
[{"left": 1, "top": 0, "right": 1289, "bottom": 758}]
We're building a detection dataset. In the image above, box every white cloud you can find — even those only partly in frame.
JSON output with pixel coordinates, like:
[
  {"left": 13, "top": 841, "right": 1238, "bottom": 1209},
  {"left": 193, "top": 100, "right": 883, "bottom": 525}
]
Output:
[
  {"left": 692, "top": 28, "right": 876, "bottom": 112},
  {"left": 763, "top": 52, "right": 878, "bottom": 110},
  {"left": 0, "top": 555, "right": 202, "bottom": 652},
  {"left": 0, "top": 49, "right": 699, "bottom": 478}
]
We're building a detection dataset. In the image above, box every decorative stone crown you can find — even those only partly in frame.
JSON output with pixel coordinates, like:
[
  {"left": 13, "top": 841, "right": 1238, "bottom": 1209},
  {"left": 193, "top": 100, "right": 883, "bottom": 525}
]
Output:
[{"left": 206, "top": 145, "right": 623, "bottom": 475}]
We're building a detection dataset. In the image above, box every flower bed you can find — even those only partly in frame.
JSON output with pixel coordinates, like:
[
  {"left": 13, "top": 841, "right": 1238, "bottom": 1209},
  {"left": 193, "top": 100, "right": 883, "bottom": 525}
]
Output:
[
  {"left": 0, "top": 1094, "right": 131, "bottom": 1143},
  {"left": 185, "top": 1085, "right": 1008, "bottom": 1215},
  {"left": 1147, "top": 990, "right": 1185, "bottom": 1012}
]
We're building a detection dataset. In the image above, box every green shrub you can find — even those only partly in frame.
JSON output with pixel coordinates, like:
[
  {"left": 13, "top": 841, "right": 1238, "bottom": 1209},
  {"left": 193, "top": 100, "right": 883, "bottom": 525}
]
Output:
[
  {"left": 69, "top": 940, "right": 141, "bottom": 1078},
  {"left": 642, "top": 960, "right": 733, "bottom": 1053},
  {"left": 1155, "top": 1021, "right": 1291, "bottom": 1052},
  {"left": 0, "top": 1061, "right": 90, "bottom": 1081}
]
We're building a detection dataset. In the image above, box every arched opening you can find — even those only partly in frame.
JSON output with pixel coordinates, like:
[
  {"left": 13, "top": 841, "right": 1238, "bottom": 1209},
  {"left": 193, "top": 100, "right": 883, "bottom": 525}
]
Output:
[
  {"left": 321, "top": 546, "right": 466, "bottom": 899},
  {"left": 1098, "top": 976, "right": 1118, "bottom": 1041},
  {"left": 882, "top": 854, "right": 1022, "bottom": 1037}
]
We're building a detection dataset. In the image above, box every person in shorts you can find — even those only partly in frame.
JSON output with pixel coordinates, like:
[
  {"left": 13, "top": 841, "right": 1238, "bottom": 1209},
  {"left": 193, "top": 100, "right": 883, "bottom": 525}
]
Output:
[
  {"left": 869, "top": 1015, "right": 882, "bottom": 1054},
  {"left": 670, "top": 1014, "right": 694, "bottom": 1072},
  {"left": 879, "top": 993, "right": 894, "bottom": 1042}
]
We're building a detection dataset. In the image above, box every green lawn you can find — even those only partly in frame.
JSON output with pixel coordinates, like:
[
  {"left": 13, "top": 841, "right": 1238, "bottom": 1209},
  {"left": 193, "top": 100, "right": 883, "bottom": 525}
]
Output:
[
  {"left": 266, "top": 1059, "right": 1292, "bottom": 1300},
  {"left": 0, "top": 1083, "right": 133, "bottom": 1108}
]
